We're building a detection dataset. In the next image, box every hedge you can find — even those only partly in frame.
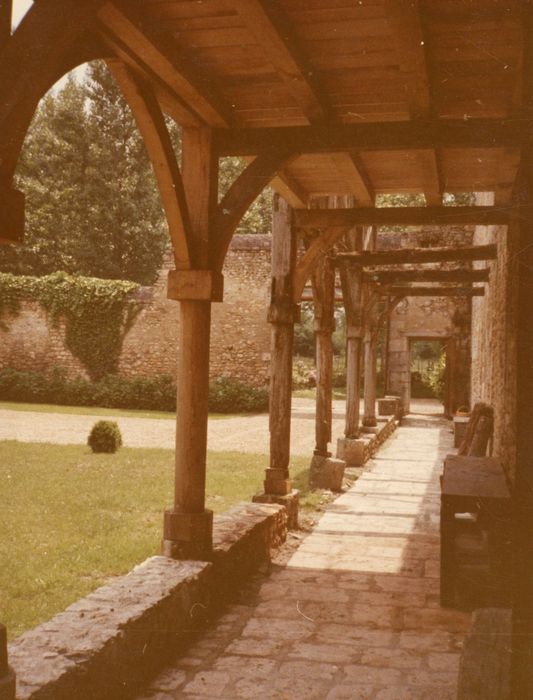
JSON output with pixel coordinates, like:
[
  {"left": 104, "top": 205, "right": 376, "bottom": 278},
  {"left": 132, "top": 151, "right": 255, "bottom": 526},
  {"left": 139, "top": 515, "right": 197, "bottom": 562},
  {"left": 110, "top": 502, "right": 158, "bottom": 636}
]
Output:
[{"left": 0, "top": 368, "right": 269, "bottom": 414}]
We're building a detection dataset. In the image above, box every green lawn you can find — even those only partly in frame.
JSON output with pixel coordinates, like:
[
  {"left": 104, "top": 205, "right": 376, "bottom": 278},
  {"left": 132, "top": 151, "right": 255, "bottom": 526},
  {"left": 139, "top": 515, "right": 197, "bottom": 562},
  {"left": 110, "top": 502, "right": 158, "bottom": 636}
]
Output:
[
  {"left": 0, "top": 441, "right": 317, "bottom": 639},
  {"left": 0, "top": 400, "right": 236, "bottom": 420}
]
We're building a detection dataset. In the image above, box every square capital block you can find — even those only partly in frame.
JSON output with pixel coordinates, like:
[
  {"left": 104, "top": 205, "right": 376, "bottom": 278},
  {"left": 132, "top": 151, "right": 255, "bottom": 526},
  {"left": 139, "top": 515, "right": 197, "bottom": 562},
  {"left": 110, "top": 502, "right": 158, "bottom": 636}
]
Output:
[
  {"left": 167, "top": 270, "right": 224, "bottom": 302},
  {"left": 0, "top": 189, "right": 24, "bottom": 245}
]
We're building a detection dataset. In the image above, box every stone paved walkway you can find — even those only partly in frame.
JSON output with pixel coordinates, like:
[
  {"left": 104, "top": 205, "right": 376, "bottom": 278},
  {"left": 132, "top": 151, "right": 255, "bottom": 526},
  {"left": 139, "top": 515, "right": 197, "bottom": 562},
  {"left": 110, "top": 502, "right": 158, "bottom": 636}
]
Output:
[{"left": 136, "top": 413, "right": 470, "bottom": 700}]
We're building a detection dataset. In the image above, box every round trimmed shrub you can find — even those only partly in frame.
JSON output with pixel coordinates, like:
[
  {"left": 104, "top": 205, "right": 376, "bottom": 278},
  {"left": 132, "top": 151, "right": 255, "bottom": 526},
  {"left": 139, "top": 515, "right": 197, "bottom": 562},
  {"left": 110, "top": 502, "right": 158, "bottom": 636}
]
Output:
[{"left": 88, "top": 420, "right": 122, "bottom": 453}]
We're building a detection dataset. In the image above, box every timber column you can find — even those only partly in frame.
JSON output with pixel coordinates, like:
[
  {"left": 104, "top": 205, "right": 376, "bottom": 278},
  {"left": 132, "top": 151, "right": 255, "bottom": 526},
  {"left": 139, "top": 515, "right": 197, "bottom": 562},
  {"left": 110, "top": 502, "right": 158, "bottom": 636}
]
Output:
[
  {"left": 309, "top": 255, "right": 346, "bottom": 492},
  {"left": 362, "top": 291, "right": 379, "bottom": 430},
  {"left": 162, "top": 128, "right": 221, "bottom": 560},
  {"left": 253, "top": 195, "right": 299, "bottom": 527},
  {"left": 336, "top": 228, "right": 366, "bottom": 465},
  {"left": 0, "top": 624, "right": 15, "bottom": 700}
]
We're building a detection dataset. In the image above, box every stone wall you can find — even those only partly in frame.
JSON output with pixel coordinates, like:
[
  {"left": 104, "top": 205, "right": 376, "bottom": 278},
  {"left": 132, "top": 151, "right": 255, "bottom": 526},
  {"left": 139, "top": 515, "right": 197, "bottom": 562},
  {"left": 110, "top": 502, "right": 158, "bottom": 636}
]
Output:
[
  {"left": 0, "top": 235, "right": 272, "bottom": 387},
  {"left": 9, "top": 501, "right": 287, "bottom": 700},
  {"left": 470, "top": 194, "right": 518, "bottom": 481},
  {"left": 381, "top": 227, "right": 474, "bottom": 415}
]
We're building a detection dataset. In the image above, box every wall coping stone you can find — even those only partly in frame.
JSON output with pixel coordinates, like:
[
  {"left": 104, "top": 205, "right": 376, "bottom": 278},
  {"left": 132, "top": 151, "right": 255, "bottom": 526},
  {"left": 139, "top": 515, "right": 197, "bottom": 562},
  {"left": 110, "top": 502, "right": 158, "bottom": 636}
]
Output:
[{"left": 9, "top": 501, "right": 288, "bottom": 700}]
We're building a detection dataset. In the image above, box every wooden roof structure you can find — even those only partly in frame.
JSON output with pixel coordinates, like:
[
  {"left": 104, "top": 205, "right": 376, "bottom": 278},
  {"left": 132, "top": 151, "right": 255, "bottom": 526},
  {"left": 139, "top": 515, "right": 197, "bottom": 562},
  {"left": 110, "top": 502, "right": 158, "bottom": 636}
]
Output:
[{"left": 0, "top": 0, "right": 528, "bottom": 251}]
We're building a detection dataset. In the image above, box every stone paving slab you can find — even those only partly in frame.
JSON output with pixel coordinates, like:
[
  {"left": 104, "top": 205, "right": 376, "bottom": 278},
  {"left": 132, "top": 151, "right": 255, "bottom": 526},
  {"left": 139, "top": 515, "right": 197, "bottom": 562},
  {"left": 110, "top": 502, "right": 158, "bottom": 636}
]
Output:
[{"left": 135, "top": 414, "right": 469, "bottom": 700}]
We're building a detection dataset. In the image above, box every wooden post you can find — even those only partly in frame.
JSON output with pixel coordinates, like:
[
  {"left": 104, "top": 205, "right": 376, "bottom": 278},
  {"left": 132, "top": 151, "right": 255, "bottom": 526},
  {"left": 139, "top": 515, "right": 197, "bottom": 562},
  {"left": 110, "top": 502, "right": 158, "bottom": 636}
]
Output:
[
  {"left": 312, "top": 255, "right": 335, "bottom": 456},
  {"left": 335, "top": 227, "right": 367, "bottom": 467},
  {"left": 162, "top": 128, "right": 221, "bottom": 560},
  {"left": 362, "top": 321, "right": 378, "bottom": 428},
  {"left": 362, "top": 227, "right": 379, "bottom": 429},
  {"left": 264, "top": 194, "right": 297, "bottom": 496},
  {"left": 340, "top": 228, "right": 364, "bottom": 439},
  {"left": 0, "top": 623, "right": 15, "bottom": 700}
]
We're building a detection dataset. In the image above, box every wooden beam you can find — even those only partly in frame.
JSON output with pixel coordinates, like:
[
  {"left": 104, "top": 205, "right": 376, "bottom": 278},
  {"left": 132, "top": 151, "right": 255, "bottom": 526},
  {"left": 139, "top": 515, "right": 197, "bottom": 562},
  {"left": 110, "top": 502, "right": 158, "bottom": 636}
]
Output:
[
  {"left": 378, "top": 286, "right": 485, "bottom": 297},
  {"left": 211, "top": 146, "right": 297, "bottom": 270},
  {"left": 365, "top": 269, "right": 489, "bottom": 284},
  {"left": 0, "top": 187, "right": 24, "bottom": 245},
  {"left": 336, "top": 244, "right": 498, "bottom": 266},
  {"left": 107, "top": 60, "right": 192, "bottom": 268},
  {"left": 384, "top": 0, "right": 443, "bottom": 205},
  {"left": 0, "top": 1, "right": 104, "bottom": 184},
  {"left": 229, "top": 2, "right": 372, "bottom": 205},
  {"left": 214, "top": 119, "right": 524, "bottom": 157},
  {"left": 229, "top": 0, "right": 330, "bottom": 123},
  {"left": 294, "top": 206, "right": 511, "bottom": 229},
  {"left": 0, "top": 0, "right": 11, "bottom": 47},
  {"left": 384, "top": 0, "right": 430, "bottom": 118},
  {"left": 244, "top": 157, "right": 308, "bottom": 209},
  {"left": 418, "top": 149, "right": 443, "bottom": 206},
  {"left": 271, "top": 170, "right": 309, "bottom": 209},
  {"left": 97, "top": 1, "right": 235, "bottom": 127},
  {"left": 330, "top": 153, "right": 374, "bottom": 206}
]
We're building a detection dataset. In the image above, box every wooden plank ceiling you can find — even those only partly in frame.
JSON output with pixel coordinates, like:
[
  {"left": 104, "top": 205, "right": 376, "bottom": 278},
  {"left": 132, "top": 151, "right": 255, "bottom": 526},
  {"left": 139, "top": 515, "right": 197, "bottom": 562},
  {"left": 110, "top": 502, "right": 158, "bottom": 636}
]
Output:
[{"left": 100, "top": 0, "right": 524, "bottom": 205}]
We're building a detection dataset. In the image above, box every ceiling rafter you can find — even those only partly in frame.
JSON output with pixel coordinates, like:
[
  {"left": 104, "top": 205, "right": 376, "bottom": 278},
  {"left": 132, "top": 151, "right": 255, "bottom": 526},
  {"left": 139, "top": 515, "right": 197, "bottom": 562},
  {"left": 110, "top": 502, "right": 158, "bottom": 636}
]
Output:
[
  {"left": 96, "top": 1, "right": 235, "bottom": 127},
  {"left": 228, "top": 0, "right": 373, "bottom": 205},
  {"left": 384, "top": 0, "right": 443, "bottom": 205}
]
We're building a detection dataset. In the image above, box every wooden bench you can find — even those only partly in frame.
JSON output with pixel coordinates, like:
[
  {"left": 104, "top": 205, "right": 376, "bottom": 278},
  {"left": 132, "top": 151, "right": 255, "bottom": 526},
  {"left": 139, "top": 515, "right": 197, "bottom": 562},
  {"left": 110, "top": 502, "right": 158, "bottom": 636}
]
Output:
[{"left": 440, "top": 455, "right": 511, "bottom": 607}]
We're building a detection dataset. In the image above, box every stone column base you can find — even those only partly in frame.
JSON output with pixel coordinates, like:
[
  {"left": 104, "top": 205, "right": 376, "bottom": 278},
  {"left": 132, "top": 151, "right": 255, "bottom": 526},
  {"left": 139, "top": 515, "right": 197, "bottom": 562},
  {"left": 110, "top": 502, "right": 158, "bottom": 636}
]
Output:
[
  {"left": 309, "top": 455, "right": 345, "bottom": 492},
  {"left": 263, "top": 468, "right": 292, "bottom": 496},
  {"left": 361, "top": 425, "right": 379, "bottom": 435},
  {"left": 162, "top": 509, "right": 213, "bottom": 561},
  {"left": 336, "top": 437, "right": 366, "bottom": 466},
  {"left": 252, "top": 489, "right": 300, "bottom": 529},
  {"left": 0, "top": 669, "right": 16, "bottom": 700}
]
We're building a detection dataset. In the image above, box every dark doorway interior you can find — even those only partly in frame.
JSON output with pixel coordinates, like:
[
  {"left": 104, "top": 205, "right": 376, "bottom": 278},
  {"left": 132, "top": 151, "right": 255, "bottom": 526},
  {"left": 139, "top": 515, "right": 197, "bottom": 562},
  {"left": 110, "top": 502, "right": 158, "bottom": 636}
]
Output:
[{"left": 409, "top": 338, "right": 449, "bottom": 416}]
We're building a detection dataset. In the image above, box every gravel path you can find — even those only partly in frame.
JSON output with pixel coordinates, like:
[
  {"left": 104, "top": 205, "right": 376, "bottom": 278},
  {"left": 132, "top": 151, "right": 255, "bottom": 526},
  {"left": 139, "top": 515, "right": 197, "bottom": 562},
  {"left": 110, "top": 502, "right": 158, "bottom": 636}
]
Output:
[
  {"left": 0, "top": 398, "right": 346, "bottom": 456},
  {"left": 0, "top": 398, "right": 443, "bottom": 455}
]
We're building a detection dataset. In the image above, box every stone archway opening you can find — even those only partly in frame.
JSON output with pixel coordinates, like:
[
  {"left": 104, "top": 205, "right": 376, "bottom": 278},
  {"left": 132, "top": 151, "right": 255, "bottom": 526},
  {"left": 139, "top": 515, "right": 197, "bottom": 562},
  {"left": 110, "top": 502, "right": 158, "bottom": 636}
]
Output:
[{"left": 409, "top": 337, "right": 450, "bottom": 417}]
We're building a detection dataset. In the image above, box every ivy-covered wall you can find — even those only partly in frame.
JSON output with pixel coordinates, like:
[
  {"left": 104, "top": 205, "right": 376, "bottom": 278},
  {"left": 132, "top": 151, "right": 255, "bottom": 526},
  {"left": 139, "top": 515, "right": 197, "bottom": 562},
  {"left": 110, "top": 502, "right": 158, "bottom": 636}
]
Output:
[{"left": 0, "top": 236, "right": 273, "bottom": 387}]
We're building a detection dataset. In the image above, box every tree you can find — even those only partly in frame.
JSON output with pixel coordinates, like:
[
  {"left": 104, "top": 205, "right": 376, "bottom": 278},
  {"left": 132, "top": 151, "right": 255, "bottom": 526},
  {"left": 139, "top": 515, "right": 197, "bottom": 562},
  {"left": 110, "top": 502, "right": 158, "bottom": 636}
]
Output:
[{"left": 1, "top": 62, "right": 169, "bottom": 284}]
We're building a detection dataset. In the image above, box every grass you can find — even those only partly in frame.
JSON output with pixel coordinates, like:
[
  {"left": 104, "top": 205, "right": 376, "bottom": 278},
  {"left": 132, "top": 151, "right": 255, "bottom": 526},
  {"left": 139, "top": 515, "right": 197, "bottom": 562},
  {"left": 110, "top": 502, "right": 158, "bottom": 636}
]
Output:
[
  {"left": 0, "top": 400, "right": 237, "bottom": 421},
  {"left": 0, "top": 441, "right": 318, "bottom": 639}
]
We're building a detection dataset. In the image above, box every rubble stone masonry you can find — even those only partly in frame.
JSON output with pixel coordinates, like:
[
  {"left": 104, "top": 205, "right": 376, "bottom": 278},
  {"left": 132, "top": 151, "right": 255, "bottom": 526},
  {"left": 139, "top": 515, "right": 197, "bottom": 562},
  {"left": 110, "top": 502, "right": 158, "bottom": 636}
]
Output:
[
  {"left": 0, "top": 235, "right": 273, "bottom": 387},
  {"left": 470, "top": 195, "right": 518, "bottom": 481}
]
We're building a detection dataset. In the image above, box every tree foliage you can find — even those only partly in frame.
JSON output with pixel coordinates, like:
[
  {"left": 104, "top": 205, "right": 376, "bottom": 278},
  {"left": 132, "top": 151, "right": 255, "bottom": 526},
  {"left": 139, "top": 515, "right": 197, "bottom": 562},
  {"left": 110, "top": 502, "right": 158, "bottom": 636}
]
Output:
[{"left": 0, "top": 62, "right": 273, "bottom": 283}]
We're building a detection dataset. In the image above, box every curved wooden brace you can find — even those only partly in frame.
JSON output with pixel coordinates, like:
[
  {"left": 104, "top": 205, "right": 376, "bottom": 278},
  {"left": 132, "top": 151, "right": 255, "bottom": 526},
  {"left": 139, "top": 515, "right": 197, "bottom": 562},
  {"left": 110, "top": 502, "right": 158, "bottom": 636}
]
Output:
[
  {"left": 0, "top": 1, "right": 103, "bottom": 186},
  {"left": 106, "top": 59, "right": 193, "bottom": 269},
  {"left": 210, "top": 147, "right": 297, "bottom": 271},
  {"left": 292, "top": 226, "right": 352, "bottom": 304}
]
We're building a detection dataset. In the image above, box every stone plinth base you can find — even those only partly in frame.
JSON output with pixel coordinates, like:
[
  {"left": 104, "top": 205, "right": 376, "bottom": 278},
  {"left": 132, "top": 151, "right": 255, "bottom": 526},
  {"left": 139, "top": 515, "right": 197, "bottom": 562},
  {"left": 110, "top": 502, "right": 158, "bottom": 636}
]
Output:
[
  {"left": 0, "top": 669, "right": 16, "bottom": 700},
  {"left": 378, "top": 397, "right": 400, "bottom": 417},
  {"left": 454, "top": 415, "right": 470, "bottom": 448},
  {"left": 336, "top": 437, "right": 366, "bottom": 466},
  {"left": 162, "top": 508, "right": 213, "bottom": 560},
  {"left": 361, "top": 425, "right": 379, "bottom": 435},
  {"left": 253, "top": 489, "right": 299, "bottom": 529},
  {"left": 9, "top": 503, "right": 288, "bottom": 700},
  {"left": 309, "top": 455, "right": 345, "bottom": 492}
]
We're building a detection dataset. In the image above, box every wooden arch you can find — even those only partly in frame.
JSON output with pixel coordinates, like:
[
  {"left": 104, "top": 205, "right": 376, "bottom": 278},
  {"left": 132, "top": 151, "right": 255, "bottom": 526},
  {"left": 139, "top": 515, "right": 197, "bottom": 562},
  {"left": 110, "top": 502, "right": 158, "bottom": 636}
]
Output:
[{"left": 0, "top": 0, "right": 294, "bottom": 270}]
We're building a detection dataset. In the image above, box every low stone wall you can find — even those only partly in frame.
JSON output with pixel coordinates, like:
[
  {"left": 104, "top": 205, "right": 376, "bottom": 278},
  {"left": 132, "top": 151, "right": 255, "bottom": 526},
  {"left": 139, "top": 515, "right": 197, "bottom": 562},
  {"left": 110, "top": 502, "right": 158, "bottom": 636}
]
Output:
[
  {"left": 336, "top": 415, "right": 399, "bottom": 467},
  {"left": 9, "top": 502, "right": 286, "bottom": 700}
]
